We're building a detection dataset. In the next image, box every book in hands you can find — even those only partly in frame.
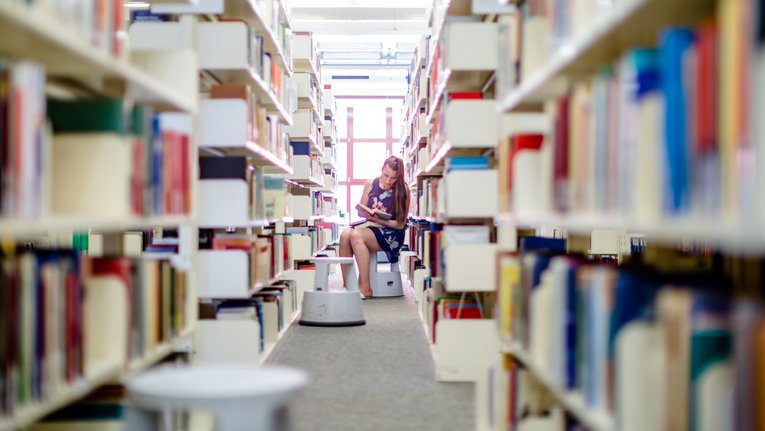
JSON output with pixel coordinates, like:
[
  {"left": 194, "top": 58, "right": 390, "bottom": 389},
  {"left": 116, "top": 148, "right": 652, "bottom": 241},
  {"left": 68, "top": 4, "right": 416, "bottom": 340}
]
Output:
[{"left": 356, "top": 203, "right": 393, "bottom": 220}]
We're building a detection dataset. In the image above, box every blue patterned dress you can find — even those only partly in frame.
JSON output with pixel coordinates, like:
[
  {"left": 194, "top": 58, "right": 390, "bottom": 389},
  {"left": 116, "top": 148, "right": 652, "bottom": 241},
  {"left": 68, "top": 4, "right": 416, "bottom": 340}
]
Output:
[{"left": 362, "top": 177, "right": 407, "bottom": 263}]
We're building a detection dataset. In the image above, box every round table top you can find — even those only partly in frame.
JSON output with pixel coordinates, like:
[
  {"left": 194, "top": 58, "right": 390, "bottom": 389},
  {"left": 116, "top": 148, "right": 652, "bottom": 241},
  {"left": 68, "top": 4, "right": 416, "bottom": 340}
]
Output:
[
  {"left": 127, "top": 364, "right": 309, "bottom": 400},
  {"left": 310, "top": 257, "right": 355, "bottom": 264}
]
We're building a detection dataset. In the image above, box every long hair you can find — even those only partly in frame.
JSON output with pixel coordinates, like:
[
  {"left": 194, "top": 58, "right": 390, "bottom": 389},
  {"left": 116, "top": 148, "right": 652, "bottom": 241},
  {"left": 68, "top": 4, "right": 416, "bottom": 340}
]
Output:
[{"left": 383, "top": 156, "right": 408, "bottom": 222}]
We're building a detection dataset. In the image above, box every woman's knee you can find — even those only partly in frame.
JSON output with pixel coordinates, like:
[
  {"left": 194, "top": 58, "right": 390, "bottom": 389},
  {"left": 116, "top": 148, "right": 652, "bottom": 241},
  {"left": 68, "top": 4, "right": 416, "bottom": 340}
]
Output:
[
  {"left": 340, "top": 229, "right": 352, "bottom": 243},
  {"left": 350, "top": 229, "right": 365, "bottom": 247}
]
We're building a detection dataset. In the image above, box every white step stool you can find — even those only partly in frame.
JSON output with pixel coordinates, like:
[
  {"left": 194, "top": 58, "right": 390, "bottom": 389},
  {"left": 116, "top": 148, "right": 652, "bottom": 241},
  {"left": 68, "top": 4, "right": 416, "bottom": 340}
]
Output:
[
  {"left": 124, "top": 364, "right": 308, "bottom": 431},
  {"left": 369, "top": 252, "right": 404, "bottom": 297},
  {"left": 298, "top": 257, "right": 366, "bottom": 327}
]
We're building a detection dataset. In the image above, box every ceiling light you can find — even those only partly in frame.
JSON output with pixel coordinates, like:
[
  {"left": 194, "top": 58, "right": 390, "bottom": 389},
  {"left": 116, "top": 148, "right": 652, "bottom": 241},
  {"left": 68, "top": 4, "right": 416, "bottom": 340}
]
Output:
[
  {"left": 321, "top": 51, "right": 383, "bottom": 60},
  {"left": 317, "top": 42, "right": 384, "bottom": 51}
]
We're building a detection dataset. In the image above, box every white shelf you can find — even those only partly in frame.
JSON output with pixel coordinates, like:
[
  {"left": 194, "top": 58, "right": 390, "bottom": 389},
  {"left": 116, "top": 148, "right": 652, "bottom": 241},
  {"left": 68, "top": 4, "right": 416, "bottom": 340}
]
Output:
[
  {"left": 494, "top": 212, "right": 765, "bottom": 253},
  {"left": 424, "top": 144, "right": 451, "bottom": 174},
  {"left": 426, "top": 69, "right": 452, "bottom": 124},
  {"left": 126, "top": 328, "right": 194, "bottom": 377},
  {"left": 293, "top": 57, "right": 319, "bottom": 77},
  {"left": 0, "top": 215, "right": 194, "bottom": 236},
  {"left": 259, "top": 310, "right": 301, "bottom": 365},
  {"left": 502, "top": 342, "right": 615, "bottom": 431},
  {"left": 202, "top": 141, "right": 293, "bottom": 174},
  {"left": 198, "top": 22, "right": 292, "bottom": 124},
  {"left": 223, "top": 0, "right": 293, "bottom": 76},
  {"left": 0, "top": 360, "right": 122, "bottom": 431},
  {"left": 497, "top": 0, "right": 714, "bottom": 112},
  {"left": 0, "top": 2, "right": 196, "bottom": 112}
]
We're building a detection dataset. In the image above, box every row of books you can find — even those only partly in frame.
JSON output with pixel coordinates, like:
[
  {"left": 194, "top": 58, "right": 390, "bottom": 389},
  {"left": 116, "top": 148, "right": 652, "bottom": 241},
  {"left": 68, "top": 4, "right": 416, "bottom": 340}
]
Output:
[
  {"left": 243, "top": 20, "right": 287, "bottom": 106},
  {"left": 199, "top": 156, "right": 293, "bottom": 223},
  {"left": 0, "top": 249, "right": 188, "bottom": 417},
  {"left": 2, "top": 84, "right": 193, "bottom": 220},
  {"left": 24, "top": 0, "right": 127, "bottom": 58},
  {"left": 497, "top": 1, "right": 765, "bottom": 223},
  {"left": 208, "top": 83, "right": 289, "bottom": 161},
  {"left": 496, "top": 0, "right": 619, "bottom": 101},
  {"left": 496, "top": 236, "right": 765, "bottom": 430},
  {"left": 253, "top": 0, "right": 292, "bottom": 67},
  {"left": 290, "top": 141, "right": 323, "bottom": 180},
  {"left": 203, "top": 233, "right": 277, "bottom": 288},
  {"left": 206, "top": 280, "right": 298, "bottom": 353},
  {"left": 0, "top": 60, "right": 46, "bottom": 219},
  {"left": 52, "top": 98, "right": 192, "bottom": 219}
]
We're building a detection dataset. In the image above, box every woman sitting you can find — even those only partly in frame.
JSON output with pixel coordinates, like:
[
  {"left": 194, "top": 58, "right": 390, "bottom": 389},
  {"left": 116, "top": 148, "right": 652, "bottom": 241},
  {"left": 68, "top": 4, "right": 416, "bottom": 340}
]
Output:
[{"left": 339, "top": 156, "right": 410, "bottom": 299}]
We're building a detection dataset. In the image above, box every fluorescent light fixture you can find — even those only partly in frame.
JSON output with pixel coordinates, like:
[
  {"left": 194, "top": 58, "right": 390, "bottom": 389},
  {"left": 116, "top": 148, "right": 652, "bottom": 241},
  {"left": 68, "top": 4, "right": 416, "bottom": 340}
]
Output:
[
  {"left": 125, "top": 1, "right": 150, "bottom": 8},
  {"left": 322, "top": 58, "right": 388, "bottom": 65},
  {"left": 317, "top": 42, "right": 384, "bottom": 51},
  {"left": 321, "top": 51, "right": 383, "bottom": 60}
]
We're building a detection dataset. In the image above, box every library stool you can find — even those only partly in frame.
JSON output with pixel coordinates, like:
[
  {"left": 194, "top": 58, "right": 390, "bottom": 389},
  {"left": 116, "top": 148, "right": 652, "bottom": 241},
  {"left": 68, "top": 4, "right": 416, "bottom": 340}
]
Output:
[
  {"left": 299, "top": 257, "right": 366, "bottom": 327},
  {"left": 369, "top": 252, "right": 404, "bottom": 297},
  {"left": 124, "top": 364, "right": 309, "bottom": 431}
]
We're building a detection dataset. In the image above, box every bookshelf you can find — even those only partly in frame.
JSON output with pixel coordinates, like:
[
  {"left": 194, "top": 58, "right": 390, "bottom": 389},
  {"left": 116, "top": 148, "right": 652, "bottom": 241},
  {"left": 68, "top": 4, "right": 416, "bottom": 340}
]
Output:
[
  {"left": 501, "top": 342, "right": 616, "bottom": 431},
  {"left": 0, "top": 361, "right": 121, "bottom": 431},
  {"left": 0, "top": 216, "right": 195, "bottom": 237},
  {"left": 199, "top": 141, "right": 294, "bottom": 174},
  {"left": 494, "top": 212, "right": 765, "bottom": 254},
  {"left": 0, "top": 2, "right": 197, "bottom": 112},
  {"left": 0, "top": 324, "right": 195, "bottom": 431},
  {"left": 497, "top": 0, "right": 717, "bottom": 112},
  {"left": 222, "top": 0, "right": 293, "bottom": 76}
]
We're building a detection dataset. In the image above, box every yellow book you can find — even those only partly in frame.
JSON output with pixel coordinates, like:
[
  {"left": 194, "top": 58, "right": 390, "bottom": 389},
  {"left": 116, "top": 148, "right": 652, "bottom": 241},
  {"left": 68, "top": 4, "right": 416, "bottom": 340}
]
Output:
[
  {"left": 718, "top": 0, "right": 743, "bottom": 217},
  {"left": 498, "top": 255, "right": 520, "bottom": 339}
]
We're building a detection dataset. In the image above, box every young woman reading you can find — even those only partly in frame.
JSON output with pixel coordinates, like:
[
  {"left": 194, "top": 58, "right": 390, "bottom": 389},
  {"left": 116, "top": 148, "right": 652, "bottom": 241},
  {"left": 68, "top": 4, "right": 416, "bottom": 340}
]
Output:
[{"left": 339, "top": 156, "right": 410, "bottom": 299}]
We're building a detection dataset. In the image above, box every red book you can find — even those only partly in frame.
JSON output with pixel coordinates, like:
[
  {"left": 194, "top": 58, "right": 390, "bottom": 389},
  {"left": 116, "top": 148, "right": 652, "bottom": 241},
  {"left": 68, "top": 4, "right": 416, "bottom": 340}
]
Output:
[
  {"left": 553, "top": 95, "right": 570, "bottom": 212},
  {"left": 447, "top": 92, "right": 483, "bottom": 100},
  {"left": 180, "top": 134, "right": 191, "bottom": 214},
  {"left": 131, "top": 136, "right": 145, "bottom": 215},
  {"left": 212, "top": 237, "right": 253, "bottom": 251},
  {"left": 696, "top": 20, "right": 718, "bottom": 153},
  {"left": 89, "top": 258, "right": 132, "bottom": 360},
  {"left": 113, "top": 0, "right": 124, "bottom": 57},
  {"left": 509, "top": 134, "right": 544, "bottom": 191}
]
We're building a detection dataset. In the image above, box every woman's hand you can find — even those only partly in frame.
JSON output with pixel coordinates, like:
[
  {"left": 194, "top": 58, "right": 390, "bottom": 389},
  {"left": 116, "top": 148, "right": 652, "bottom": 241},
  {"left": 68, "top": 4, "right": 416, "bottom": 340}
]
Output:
[{"left": 367, "top": 214, "right": 387, "bottom": 226}]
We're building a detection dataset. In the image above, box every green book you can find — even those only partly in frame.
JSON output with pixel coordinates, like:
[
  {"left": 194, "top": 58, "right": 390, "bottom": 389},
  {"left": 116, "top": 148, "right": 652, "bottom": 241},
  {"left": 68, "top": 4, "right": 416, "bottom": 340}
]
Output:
[{"left": 47, "top": 98, "right": 127, "bottom": 133}]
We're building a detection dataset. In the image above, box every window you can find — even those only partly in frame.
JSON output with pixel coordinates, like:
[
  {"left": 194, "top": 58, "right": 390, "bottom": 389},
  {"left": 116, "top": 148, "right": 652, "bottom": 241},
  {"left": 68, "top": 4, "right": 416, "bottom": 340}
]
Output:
[
  {"left": 337, "top": 141, "right": 348, "bottom": 182},
  {"left": 334, "top": 97, "right": 405, "bottom": 218},
  {"left": 352, "top": 141, "right": 386, "bottom": 179}
]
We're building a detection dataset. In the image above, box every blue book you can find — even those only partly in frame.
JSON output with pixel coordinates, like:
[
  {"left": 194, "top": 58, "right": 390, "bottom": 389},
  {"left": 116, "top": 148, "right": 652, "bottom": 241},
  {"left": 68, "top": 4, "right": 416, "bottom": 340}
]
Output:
[
  {"left": 446, "top": 156, "right": 489, "bottom": 171},
  {"left": 660, "top": 28, "right": 696, "bottom": 214},
  {"left": 151, "top": 116, "right": 163, "bottom": 215},
  {"left": 290, "top": 141, "right": 311, "bottom": 156},
  {"left": 519, "top": 236, "right": 566, "bottom": 253}
]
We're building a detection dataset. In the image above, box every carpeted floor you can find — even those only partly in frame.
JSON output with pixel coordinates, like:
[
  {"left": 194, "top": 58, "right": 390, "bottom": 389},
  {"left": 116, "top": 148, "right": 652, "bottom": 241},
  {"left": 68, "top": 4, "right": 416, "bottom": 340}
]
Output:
[{"left": 266, "top": 271, "right": 475, "bottom": 431}]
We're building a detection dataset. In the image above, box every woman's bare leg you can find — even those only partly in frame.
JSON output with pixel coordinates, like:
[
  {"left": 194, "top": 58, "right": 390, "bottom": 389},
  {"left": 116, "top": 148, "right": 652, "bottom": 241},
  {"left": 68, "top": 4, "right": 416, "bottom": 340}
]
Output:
[
  {"left": 350, "top": 228, "right": 381, "bottom": 297},
  {"left": 338, "top": 228, "right": 354, "bottom": 287}
]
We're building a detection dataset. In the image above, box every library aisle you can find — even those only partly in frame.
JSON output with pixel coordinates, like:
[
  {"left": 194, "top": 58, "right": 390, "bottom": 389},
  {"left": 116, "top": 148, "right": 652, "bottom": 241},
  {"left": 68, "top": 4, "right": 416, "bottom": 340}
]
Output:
[{"left": 268, "top": 272, "right": 474, "bottom": 431}]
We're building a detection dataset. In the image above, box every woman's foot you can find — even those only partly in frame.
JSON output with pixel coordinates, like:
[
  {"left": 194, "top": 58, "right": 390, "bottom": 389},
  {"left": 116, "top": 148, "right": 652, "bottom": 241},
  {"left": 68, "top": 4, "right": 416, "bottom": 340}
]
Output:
[{"left": 359, "top": 286, "right": 373, "bottom": 300}]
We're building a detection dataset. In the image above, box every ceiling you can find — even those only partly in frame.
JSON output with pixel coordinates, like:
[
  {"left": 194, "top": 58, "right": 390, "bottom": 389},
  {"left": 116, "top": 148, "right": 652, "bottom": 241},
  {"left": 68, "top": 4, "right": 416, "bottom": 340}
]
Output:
[{"left": 287, "top": 0, "right": 432, "bottom": 95}]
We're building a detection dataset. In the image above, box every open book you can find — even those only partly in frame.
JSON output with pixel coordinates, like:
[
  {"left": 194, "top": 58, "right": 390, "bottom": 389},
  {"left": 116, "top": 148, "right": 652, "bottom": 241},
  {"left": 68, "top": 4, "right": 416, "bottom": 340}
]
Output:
[{"left": 356, "top": 203, "right": 393, "bottom": 220}]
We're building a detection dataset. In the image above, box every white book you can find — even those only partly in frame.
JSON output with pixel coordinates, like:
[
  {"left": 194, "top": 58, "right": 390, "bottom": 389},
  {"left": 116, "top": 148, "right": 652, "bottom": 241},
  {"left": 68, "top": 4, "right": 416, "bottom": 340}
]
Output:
[
  {"left": 633, "top": 92, "right": 663, "bottom": 221},
  {"left": 616, "top": 321, "right": 664, "bottom": 431},
  {"left": 216, "top": 308, "right": 257, "bottom": 320}
]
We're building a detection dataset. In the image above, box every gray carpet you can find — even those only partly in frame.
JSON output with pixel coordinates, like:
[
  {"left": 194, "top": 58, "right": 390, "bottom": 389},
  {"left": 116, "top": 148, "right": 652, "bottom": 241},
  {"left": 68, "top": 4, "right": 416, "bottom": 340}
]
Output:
[{"left": 267, "top": 271, "right": 475, "bottom": 431}]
